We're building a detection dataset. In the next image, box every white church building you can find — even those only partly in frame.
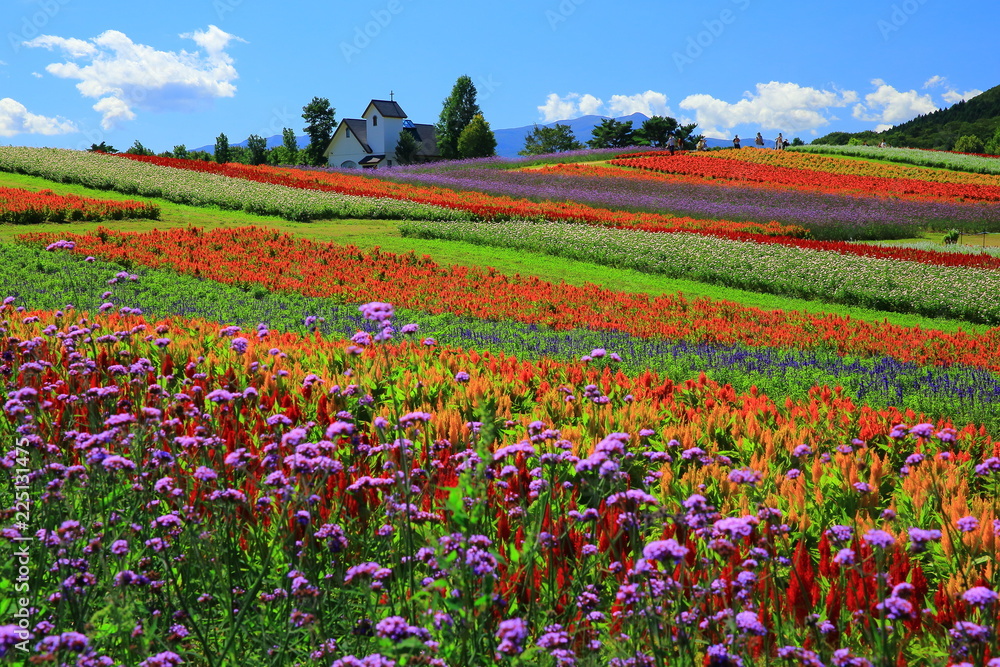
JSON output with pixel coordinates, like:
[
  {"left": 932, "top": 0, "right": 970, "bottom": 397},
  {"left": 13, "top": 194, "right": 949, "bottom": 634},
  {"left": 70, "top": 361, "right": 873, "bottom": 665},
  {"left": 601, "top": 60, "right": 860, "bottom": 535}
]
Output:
[{"left": 323, "top": 98, "right": 440, "bottom": 168}]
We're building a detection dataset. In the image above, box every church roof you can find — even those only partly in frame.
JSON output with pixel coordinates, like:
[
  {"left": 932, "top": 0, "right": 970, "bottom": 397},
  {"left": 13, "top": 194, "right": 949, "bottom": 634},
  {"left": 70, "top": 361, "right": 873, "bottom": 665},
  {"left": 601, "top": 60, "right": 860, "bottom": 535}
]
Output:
[{"left": 365, "top": 99, "right": 407, "bottom": 118}]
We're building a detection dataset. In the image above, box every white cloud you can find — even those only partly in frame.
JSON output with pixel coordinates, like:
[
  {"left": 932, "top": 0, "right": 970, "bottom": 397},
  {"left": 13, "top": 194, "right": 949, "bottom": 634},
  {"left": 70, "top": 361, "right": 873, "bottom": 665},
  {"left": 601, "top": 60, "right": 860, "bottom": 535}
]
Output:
[
  {"left": 577, "top": 93, "right": 603, "bottom": 116},
  {"left": 0, "top": 98, "right": 77, "bottom": 137},
  {"left": 678, "top": 81, "right": 857, "bottom": 137},
  {"left": 852, "top": 79, "right": 937, "bottom": 126},
  {"left": 607, "top": 90, "right": 671, "bottom": 117},
  {"left": 538, "top": 90, "right": 671, "bottom": 123},
  {"left": 942, "top": 88, "right": 983, "bottom": 105},
  {"left": 919, "top": 74, "right": 983, "bottom": 108},
  {"left": 538, "top": 93, "right": 584, "bottom": 123},
  {"left": 25, "top": 35, "right": 97, "bottom": 58},
  {"left": 93, "top": 96, "right": 136, "bottom": 127},
  {"left": 24, "top": 25, "right": 244, "bottom": 130},
  {"left": 923, "top": 75, "right": 946, "bottom": 89}
]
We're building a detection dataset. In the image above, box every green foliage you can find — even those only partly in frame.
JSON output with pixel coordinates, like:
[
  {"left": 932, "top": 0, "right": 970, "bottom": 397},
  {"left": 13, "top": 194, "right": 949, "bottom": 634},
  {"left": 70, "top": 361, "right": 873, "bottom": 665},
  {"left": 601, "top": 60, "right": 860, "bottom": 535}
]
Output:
[
  {"left": 674, "top": 122, "right": 701, "bottom": 149},
  {"left": 124, "top": 140, "right": 153, "bottom": 156},
  {"left": 587, "top": 118, "right": 635, "bottom": 149},
  {"left": 246, "top": 134, "right": 268, "bottom": 166},
  {"left": 987, "top": 126, "right": 1000, "bottom": 155},
  {"left": 943, "top": 229, "right": 961, "bottom": 245},
  {"left": 87, "top": 141, "right": 117, "bottom": 153},
  {"left": 790, "top": 137, "right": 805, "bottom": 146},
  {"left": 227, "top": 144, "right": 249, "bottom": 165},
  {"left": 281, "top": 127, "right": 299, "bottom": 164},
  {"left": 301, "top": 96, "right": 336, "bottom": 166},
  {"left": 436, "top": 75, "right": 482, "bottom": 159},
  {"left": 214, "top": 132, "right": 230, "bottom": 164},
  {"left": 267, "top": 129, "right": 301, "bottom": 165},
  {"left": 954, "top": 135, "right": 986, "bottom": 153},
  {"left": 518, "top": 123, "right": 583, "bottom": 156},
  {"left": 457, "top": 114, "right": 497, "bottom": 159},
  {"left": 172, "top": 144, "right": 189, "bottom": 160},
  {"left": 633, "top": 116, "right": 678, "bottom": 147},
  {"left": 394, "top": 129, "right": 422, "bottom": 165}
]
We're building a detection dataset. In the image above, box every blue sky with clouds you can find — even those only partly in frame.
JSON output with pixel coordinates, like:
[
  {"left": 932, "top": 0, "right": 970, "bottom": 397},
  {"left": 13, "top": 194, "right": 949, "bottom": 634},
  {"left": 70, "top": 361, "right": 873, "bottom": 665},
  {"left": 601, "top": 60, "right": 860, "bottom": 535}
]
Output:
[{"left": 1, "top": 0, "right": 996, "bottom": 151}]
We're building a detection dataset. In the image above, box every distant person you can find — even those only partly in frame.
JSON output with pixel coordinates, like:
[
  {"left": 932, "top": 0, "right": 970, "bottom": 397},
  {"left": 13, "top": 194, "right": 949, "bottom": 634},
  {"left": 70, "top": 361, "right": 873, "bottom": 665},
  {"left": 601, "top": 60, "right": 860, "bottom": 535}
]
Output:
[
  {"left": 697, "top": 137, "right": 708, "bottom": 151},
  {"left": 667, "top": 133, "right": 677, "bottom": 155},
  {"left": 755, "top": 132, "right": 764, "bottom": 148},
  {"left": 733, "top": 134, "right": 741, "bottom": 149},
  {"left": 775, "top": 133, "right": 784, "bottom": 150},
  {"left": 878, "top": 140, "right": 887, "bottom": 148}
]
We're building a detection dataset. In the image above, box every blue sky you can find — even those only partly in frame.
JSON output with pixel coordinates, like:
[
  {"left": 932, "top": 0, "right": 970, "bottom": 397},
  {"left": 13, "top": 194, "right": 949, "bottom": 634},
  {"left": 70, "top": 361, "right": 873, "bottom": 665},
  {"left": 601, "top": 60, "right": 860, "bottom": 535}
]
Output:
[{"left": 1, "top": 0, "right": 996, "bottom": 151}]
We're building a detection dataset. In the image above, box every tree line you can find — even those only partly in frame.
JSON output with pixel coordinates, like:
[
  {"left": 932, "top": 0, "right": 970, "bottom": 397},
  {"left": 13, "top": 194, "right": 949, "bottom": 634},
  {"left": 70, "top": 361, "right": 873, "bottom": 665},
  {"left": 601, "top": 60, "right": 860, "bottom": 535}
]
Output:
[
  {"left": 89, "top": 78, "right": 717, "bottom": 165},
  {"left": 519, "top": 116, "right": 704, "bottom": 156}
]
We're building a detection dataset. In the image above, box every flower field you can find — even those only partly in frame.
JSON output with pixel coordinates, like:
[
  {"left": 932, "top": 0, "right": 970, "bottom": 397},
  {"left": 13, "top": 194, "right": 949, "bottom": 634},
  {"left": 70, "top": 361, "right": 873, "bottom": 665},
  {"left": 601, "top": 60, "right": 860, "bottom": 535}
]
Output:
[
  {"left": 398, "top": 220, "right": 1000, "bottom": 323},
  {"left": 107, "top": 152, "right": 802, "bottom": 237},
  {"left": 790, "top": 145, "right": 1000, "bottom": 176},
  {"left": 0, "top": 186, "right": 158, "bottom": 224},
  {"left": 3, "top": 145, "right": 1000, "bottom": 666},
  {"left": 373, "top": 161, "right": 1000, "bottom": 240},
  {"left": 608, "top": 152, "right": 1000, "bottom": 204},
  {"left": 0, "top": 148, "right": 464, "bottom": 222}
]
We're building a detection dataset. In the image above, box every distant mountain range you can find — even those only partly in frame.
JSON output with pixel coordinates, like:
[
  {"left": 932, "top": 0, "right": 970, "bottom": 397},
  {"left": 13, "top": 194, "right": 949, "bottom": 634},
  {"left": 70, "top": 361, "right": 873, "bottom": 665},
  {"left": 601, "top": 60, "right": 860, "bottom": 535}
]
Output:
[{"left": 192, "top": 113, "right": 732, "bottom": 158}]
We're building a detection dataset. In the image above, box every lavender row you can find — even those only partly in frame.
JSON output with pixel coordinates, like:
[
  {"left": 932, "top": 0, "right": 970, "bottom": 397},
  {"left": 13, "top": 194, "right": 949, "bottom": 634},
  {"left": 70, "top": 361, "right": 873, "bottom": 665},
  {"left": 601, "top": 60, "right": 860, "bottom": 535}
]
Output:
[{"left": 358, "top": 166, "right": 998, "bottom": 240}]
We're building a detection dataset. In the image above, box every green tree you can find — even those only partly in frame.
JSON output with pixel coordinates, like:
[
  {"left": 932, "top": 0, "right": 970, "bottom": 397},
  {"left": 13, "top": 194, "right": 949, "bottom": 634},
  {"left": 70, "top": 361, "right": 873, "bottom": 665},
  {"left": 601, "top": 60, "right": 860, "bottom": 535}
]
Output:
[
  {"left": 282, "top": 128, "right": 299, "bottom": 164},
  {"left": 457, "top": 114, "right": 497, "bottom": 159},
  {"left": 125, "top": 140, "right": 153, "bottom": 156},
  {"left": 394, "top": 129, "right": 422, "bottom": 165},
  {"left": 790, "top": 137, "right": 805, "bottom": 146},
  {"left": 172, "top": 144, "right": 189, "bottom": 160},
  {"left": 519, "top": 124, "right": 584, "bottom": 156},
  {"left": 436, "top": 75, "right": 482, "bottom": 159},
  {"left": 986, "top": 127, "right": 1000, "bottom": 155},
  {"left": 87, "top": 141, "right": 117, "bottom": 153},
  {"left": 675, "top": 122, "right": 701, "bottom": 149},
  {"left": 587, "top": 119, "right": 635, "bottom": 149},
  {"left": 634, "top": 116, "right": 678, "bottom": 147},
  {"left": 302, "top": 97, "right": 336, "bottom": 166},
  {"left": 246, "top": 134, "right": 268, "bottom": 165},
  {"left": 227, "top": 145, "right": 249, "bottom": 164},
  {"left": 214, "top": 132, "right": 230, "bottom": 164},
  {"left": 954, "top": 134, "right": 986, "bottom": 153},
  {"left": 189, "top": 150, "right": 213, "bottom": 162}
]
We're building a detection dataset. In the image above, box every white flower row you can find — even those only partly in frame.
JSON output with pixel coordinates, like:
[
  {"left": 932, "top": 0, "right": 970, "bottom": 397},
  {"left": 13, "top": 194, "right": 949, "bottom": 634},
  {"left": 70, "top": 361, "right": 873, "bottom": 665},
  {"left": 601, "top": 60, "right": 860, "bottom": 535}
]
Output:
[
  {"left": 791, "top": 144, "right": 1000, "bottom": 176},
  {"left": 401, "top": 219, "right": 1000, "bottom": 324},
  {"left": 0, "top": 147, "right": 465, "bottom": 222}
]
